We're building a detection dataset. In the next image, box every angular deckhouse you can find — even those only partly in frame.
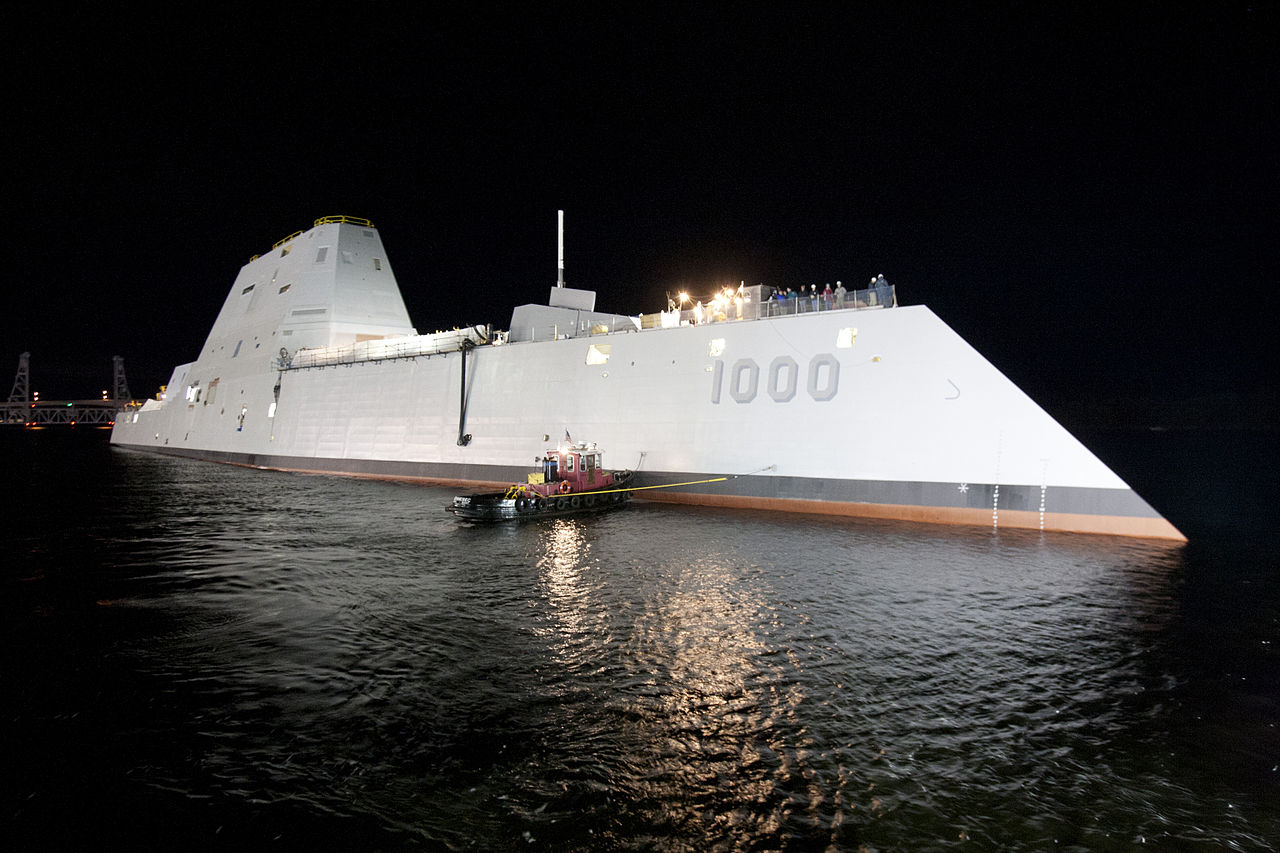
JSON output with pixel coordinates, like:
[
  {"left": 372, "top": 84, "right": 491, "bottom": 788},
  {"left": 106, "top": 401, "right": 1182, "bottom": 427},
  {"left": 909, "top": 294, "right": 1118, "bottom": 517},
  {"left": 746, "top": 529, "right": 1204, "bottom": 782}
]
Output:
[{"left": 111, "top": 216, "right": 1184, "bottom": 540}]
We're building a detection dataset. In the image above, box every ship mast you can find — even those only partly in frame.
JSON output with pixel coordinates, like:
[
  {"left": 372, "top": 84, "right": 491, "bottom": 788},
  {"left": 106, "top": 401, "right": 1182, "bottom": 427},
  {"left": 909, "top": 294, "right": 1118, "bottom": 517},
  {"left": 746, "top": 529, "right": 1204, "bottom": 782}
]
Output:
[{"left": 556, "top": 209, "right": 565, "bottom": 288}]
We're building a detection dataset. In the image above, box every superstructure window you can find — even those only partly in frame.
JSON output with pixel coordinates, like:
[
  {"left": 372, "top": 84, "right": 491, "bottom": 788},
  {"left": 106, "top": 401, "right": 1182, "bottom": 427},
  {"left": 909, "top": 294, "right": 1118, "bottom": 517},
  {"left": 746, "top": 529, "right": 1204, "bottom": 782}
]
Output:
[
  {"left": 241, "top": 284, "right": 256, "bottom": 295},
  {"left": 278, "top": 283, "right": 291, "bottom": 294},
  {"left": 315, "top": 246, "right": 329, "bottom": 263},
  {"left": 374, "top": 258, "right": 382, "bottom": 271}
]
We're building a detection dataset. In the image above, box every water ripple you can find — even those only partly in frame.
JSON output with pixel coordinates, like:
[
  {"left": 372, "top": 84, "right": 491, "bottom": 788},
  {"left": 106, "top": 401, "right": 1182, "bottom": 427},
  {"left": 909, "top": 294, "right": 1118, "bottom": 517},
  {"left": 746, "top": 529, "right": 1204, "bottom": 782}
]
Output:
[{"left": 4, "top": 442, "right": 1277, "bottom": 851}]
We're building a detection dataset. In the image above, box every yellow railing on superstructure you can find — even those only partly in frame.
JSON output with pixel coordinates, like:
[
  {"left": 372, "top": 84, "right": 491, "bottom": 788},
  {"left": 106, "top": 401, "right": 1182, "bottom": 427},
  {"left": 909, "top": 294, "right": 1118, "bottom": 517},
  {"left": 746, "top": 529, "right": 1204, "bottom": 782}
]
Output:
[
  {"left": 272, "top": 230, "right": 305, "bottom": 249},
  {"left": 314, "top": 215, "right": 375, "bottom": 228},
  {"left": 251, "top": 217, "right": 377, "bottom": 260}
]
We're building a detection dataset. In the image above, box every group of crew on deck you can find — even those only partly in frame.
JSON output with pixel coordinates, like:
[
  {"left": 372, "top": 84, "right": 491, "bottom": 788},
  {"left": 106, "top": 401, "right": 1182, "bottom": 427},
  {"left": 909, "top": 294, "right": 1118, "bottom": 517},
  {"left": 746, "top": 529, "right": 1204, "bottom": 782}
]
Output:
[
  {"left": 768, "top": 274, "right": 893, "bottom": 315},
  {"left": 676, "top": 274, "right": 895, "bottom": 325}
]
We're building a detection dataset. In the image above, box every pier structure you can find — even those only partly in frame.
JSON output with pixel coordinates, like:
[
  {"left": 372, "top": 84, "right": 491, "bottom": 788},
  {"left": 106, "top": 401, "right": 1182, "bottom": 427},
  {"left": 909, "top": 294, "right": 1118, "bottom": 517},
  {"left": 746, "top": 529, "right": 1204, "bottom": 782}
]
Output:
[{"left": 2, "top": 352, "right": 136, "bottom": 427}]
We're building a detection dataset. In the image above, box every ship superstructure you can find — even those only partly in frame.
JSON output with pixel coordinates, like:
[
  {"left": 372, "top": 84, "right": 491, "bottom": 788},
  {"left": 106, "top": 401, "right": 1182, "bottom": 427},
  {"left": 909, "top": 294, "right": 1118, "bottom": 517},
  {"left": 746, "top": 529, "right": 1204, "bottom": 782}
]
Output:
[{"left": 111, "top": 216, "right": 1184, "bottom": 540}]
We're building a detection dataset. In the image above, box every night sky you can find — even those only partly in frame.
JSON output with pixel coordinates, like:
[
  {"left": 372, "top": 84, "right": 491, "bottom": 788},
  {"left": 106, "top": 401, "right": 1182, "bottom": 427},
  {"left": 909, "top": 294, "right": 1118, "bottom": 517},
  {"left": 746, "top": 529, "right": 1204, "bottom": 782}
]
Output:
[{"left": 5, "top": 4, "right": 1276, "bottom": 429}]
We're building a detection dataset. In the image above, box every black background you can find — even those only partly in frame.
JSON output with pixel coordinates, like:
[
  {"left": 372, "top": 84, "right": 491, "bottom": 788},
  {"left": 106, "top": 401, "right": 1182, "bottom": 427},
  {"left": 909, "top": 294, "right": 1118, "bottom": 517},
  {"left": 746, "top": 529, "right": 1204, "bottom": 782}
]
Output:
[{"left": 5, "top": 4, "right": 1276, "bottom": 429}]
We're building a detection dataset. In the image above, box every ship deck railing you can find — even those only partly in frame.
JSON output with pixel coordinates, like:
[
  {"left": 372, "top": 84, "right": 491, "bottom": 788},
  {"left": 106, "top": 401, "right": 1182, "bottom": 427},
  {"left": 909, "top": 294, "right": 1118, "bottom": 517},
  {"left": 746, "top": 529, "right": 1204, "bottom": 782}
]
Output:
[
  {"left": 519, "top": 284, "right": 897, "bottom": 342},
  {"left": 681, "top": 284, "right": 896, "bottom": 323},
  {"left": 283, "top": 285, "right": 897, "bottom": 368}
]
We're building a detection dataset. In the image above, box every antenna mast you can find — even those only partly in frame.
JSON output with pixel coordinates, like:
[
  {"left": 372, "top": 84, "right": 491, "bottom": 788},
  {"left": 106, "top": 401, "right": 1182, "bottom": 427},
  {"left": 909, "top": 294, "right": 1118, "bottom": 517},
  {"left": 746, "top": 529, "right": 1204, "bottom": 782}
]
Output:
[{"left": 556, "top": 209, "right": 565, "bottom": 288}]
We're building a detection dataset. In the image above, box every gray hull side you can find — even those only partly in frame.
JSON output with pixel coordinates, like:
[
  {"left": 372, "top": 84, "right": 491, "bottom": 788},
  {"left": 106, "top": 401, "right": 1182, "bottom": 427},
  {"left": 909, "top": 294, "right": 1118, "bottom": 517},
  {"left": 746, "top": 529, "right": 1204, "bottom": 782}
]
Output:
[{"left": 111, "top": 443, "right": 1177, "bottom": 538}]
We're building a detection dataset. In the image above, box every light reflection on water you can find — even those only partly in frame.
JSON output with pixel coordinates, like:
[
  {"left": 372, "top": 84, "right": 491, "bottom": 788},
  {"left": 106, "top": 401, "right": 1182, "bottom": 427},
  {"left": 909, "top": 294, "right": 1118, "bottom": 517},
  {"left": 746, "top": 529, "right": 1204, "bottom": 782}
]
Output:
[
  {"left": 536, "top": 519, "right": 594, "bottom": 663},
  {"left": 4, "top": 442, "right": 1278, "bottom": 851},
  {"left": 619, "top": 548, "right": 800, "bottom": 848}
]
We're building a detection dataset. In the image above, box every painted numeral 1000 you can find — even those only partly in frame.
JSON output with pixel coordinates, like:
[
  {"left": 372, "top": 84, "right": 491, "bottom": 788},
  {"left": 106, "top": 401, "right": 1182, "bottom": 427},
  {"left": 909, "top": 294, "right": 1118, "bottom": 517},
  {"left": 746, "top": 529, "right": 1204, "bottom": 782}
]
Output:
[{"left": 710, "top": 355, "right": 840, "bottom": 404}]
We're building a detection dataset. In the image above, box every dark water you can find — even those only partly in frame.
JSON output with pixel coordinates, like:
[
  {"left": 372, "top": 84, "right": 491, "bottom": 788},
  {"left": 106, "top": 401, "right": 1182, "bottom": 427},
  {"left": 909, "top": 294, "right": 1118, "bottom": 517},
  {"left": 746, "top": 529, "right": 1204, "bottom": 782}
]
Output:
[{"left": 3, "top": 430, "right": 1277, "bottom": 851}]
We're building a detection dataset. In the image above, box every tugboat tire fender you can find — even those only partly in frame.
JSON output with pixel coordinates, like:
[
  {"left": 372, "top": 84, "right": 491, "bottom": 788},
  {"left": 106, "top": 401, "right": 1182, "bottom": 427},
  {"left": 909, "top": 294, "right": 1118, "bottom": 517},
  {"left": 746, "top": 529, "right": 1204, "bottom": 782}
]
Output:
[
  {"left": 557, "top": 496, "right": 570, "bottom": 511},
  {"left": 516, "top": 497, "right": 530, "bottom": 512},
  {"left": 584, "top": 495, "right": 596, "bottom": 508},
  {"left": 570, "top": 496, "right": 581, "bottom": 510}
]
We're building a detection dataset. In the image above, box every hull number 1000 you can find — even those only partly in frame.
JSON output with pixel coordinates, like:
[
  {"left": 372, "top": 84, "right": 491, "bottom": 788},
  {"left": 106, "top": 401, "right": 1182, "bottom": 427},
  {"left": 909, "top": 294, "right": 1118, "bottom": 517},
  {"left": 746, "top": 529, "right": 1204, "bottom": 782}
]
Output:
[{"left": 710, "top": 355, "right": 839, "bottom": 404}]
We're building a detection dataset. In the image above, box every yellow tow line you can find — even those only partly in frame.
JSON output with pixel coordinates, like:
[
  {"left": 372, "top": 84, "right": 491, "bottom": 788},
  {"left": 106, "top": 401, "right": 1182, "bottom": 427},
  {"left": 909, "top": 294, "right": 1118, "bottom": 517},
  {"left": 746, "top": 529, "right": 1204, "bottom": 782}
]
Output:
[{"left": 609, "top": 476, "right": 729, "bottom": 494}]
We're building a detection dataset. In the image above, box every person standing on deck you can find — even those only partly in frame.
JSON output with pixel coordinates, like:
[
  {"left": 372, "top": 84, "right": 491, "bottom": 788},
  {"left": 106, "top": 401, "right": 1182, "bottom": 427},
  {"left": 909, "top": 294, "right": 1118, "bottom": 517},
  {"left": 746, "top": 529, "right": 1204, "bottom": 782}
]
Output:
[{"left": 875, "top": 274, "right": 891, "bottom": 307}]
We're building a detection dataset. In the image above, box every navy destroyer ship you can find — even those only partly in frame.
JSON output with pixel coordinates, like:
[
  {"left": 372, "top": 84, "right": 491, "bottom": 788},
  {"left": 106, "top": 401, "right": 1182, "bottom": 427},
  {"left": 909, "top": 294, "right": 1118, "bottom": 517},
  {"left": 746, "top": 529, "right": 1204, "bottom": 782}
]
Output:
[{"left": 110, "top": 215, "right": 1184, "bottom": 540}]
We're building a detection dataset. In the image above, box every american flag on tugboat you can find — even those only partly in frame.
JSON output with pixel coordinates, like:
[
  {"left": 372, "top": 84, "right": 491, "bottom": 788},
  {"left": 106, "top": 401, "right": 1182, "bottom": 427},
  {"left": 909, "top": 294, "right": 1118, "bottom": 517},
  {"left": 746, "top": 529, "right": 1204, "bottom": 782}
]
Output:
[{"left": 564, "top": 429, "right": 572, "bottom": 443}]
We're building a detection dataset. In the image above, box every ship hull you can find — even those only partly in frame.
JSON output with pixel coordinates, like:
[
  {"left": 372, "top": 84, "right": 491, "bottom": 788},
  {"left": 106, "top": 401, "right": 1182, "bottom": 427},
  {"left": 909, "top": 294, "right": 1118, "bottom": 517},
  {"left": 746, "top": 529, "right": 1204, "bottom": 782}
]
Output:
[
  {"left": 110, "top": 219, "right": 1184, "bottom": 540},
  {"left": 110, "top": 442, "right": 1178, "bottom": 539}
]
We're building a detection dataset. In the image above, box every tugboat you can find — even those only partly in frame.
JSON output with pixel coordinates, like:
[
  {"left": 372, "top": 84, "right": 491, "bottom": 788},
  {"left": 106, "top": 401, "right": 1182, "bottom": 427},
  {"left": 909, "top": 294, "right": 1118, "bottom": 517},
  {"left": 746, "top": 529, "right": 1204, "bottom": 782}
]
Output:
[{"left": 448, "top": 441, "right": 635, "bottom": 521}]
